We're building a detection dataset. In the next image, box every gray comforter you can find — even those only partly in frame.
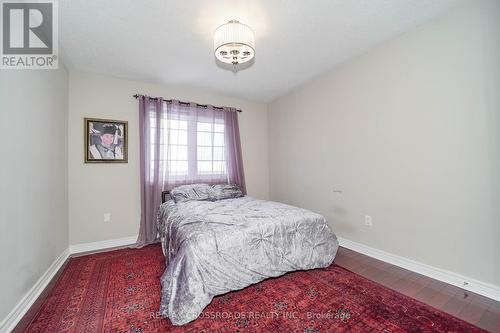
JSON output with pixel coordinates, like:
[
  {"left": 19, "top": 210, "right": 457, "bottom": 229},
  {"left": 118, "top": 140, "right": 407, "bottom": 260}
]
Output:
[{"left": 157, "top": 196, "right": 339, "bottom": 325}]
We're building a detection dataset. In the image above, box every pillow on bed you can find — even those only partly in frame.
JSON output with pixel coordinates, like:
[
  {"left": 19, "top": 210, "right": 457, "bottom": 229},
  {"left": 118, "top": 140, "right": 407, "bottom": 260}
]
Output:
[
  {"left": 170, "top": 184, "right": 211, "bottom": 203},
  {"left": 209, "top": 184, "right": 244, "bottom": 201}
]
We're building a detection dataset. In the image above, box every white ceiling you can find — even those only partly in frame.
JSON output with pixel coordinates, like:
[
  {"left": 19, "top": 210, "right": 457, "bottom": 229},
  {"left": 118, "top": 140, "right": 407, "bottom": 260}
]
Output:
[{"left": 60, "top": 0, "right": 461, "bottom": 102}]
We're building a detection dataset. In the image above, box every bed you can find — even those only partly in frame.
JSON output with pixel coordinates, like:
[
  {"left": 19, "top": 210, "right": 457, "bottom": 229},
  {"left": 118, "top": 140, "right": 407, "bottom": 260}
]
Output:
[{"left": 157, "top": 185, "right": 339, "bottom": 325}]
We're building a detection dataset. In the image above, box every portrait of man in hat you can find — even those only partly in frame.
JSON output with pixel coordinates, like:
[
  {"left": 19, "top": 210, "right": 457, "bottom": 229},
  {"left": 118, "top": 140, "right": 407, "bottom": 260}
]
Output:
[{"left": 85, "top": 118, "right": 128, "bottom": 163}]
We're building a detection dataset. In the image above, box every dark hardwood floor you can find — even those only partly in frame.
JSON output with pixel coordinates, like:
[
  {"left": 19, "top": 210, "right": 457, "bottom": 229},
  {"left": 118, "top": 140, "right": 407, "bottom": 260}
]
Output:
[{"left": 334, "top": 247, "right": 500, "bottom": 333}]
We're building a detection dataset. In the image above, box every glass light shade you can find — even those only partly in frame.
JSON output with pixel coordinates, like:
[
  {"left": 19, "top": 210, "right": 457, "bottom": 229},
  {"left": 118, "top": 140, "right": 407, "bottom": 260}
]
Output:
[{"left": 214, "top": 20, "right": 255, "bottom": 65}]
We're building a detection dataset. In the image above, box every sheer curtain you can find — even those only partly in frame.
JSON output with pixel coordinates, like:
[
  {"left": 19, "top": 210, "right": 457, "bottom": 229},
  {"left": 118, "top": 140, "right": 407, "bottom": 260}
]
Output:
[{"left": 137, "top": 97, "right": 246, "bottom": 246}]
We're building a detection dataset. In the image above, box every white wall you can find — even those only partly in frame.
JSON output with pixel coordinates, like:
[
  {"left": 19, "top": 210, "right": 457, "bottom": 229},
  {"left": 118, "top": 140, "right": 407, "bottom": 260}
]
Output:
[
  {"left": 268, "top": 0, "right": 500, "bottom": 286},
  {"left": 68, "top": 71, "right": 269, "bottom": 245},
  {"left": 0, "top": 65, "right": 69, "bottom": 320}
]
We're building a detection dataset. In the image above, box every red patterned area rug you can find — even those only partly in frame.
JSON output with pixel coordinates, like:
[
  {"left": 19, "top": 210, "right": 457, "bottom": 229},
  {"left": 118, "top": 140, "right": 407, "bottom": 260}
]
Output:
[{"left": 24, "top": 244, "right": 485, "bottom": 332}]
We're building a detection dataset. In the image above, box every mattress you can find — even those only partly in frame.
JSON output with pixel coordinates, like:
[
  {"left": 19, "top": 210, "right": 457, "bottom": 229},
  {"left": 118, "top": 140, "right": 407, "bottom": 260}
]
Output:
[{"left": 157, "top": 196, "right": 339, "bottom": 325}]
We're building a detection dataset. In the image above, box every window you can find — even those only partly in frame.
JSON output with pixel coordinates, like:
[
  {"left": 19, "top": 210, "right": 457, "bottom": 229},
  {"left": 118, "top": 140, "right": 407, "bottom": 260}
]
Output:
[
  {"left": 197, "top": 121, "right": 226, "bottom": 176},
  {"left": 164, "top": 118, "right": 189, "bottom": 176},
  {"left": 150, "top": 111, "right": 226, "bottom": 180}
]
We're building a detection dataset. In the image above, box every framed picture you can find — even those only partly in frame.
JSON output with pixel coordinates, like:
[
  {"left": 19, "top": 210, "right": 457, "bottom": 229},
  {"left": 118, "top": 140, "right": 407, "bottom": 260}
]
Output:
[{"left": 84, "top": 118, "right": 128, "bottom": 163}]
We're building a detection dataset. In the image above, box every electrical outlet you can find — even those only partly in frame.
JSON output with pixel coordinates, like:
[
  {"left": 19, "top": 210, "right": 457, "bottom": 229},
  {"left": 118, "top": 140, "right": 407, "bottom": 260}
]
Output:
[
  {"left": 104, "top": 213, "right": 111, "bottom": 223},
  {"left": 364, "top": 215, "right": 373, "bottom": 226}
]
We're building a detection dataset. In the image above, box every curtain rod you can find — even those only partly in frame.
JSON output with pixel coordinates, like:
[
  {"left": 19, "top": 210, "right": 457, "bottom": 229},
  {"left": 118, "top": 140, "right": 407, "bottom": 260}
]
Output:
[{"left": 132, "top": 94, "right": 242, "bottom": 113}]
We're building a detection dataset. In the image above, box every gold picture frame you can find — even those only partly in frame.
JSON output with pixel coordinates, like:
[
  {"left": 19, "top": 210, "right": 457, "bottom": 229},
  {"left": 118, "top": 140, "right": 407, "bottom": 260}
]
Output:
[{"left": 84, "top": 117, "right": 128, "bottom": 163}]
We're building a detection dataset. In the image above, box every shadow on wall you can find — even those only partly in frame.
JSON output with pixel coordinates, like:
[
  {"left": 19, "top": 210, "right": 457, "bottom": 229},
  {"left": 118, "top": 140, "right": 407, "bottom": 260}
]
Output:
[{"left": 326, "top": 204, "right": 356, "bottom": 235}]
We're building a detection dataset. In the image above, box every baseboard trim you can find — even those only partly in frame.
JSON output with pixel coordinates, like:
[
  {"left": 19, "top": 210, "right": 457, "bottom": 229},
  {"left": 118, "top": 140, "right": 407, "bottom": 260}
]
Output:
[
  {"left": 0, "top": 248, "right": 70, "bottom": 333},
  {"left": 338, "top": 237, "right": 500, "bottom": 302},
  {"left": 69, "top": 236, "right": 138, "bottom": 255},
  {"left": 0, "top": 236, "right": 138, "bottom": 332},
  {"left": 4, "top": 236, "right": 497, "bottom": 332}
]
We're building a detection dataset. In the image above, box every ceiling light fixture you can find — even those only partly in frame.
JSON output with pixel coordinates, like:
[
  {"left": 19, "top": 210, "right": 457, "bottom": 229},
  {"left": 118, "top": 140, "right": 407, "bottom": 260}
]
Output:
[{"left": 214, "top": 20, "right": 255, "bottom": 67}]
